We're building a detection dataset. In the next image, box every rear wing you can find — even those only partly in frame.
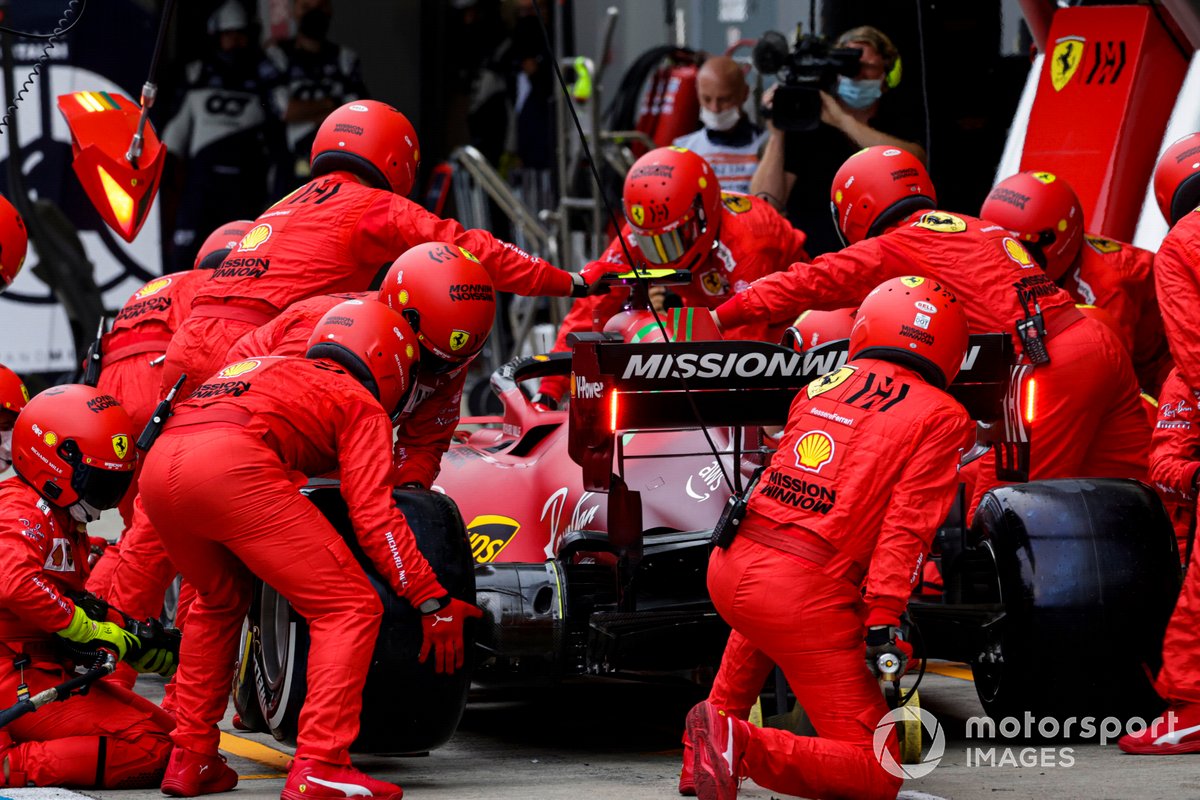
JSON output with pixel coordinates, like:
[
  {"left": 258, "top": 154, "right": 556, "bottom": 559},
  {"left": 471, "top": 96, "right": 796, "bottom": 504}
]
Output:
[{"left": 567, "top": 333, "right": 1026, "bottom": 492}]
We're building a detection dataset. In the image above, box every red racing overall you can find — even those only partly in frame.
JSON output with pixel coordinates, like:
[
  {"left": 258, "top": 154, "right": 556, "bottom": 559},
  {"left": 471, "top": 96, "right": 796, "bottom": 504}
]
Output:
[
  {"left": 227, "top": 291, "right": 466, "bottom": 488},
  {"left": 707, "top": 358, "right": 972, "bottom": 800},
  {"left": 1149, "top": 367, "right": 1200, "bottom": 708},
  {"left": 1150, "top": 368, "right": 1200, "bottom": 561},
  {"left": 539, "top": 193, "right": 808, "bottom": 401},
  {"left": 138, "top": 356, "right": 445, "bottom": 766},
  {"left": 92, "top": 270, "right": 208, "bottom": 535},
  {"left": 1155, "top": 210, "right": 1200, "bottom": 392},
  {"left": 1061, "top": 234, "right": 1171, "bottom": 394},
  {"left": 717, "top": 210, "right": 1149, "bottom": 499},
  {"left": 0, "top": 479, "right": 172, "bottom": 788},
  {"left": 162, "top": 171, "right": 576, "bottom": 402}
]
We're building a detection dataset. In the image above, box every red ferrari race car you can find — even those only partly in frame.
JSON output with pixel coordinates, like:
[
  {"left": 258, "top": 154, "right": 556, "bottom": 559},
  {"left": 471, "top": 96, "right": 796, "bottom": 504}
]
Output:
[{"left": 231, "top": 270, "right": 1180, "bottom": 752}]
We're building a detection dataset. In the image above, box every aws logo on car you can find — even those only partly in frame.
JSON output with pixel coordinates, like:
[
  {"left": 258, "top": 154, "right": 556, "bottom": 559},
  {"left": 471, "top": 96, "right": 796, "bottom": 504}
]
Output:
[{"left": 467, "top": 514, "right": 521, "bottom": 563}]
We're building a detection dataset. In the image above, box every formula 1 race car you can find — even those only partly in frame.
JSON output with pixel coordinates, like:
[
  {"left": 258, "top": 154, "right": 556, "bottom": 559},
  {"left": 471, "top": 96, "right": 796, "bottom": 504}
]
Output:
[{"left": 232, "top": 271, "right": 1180, "bottom": 751}]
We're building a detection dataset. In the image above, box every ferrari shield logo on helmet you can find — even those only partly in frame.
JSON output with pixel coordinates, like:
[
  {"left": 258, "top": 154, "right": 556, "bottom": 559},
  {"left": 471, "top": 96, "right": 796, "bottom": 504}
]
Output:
[
  {"left": 1050, "top": 36, "right": 1085, "bottom": 92},
  {"left": 1032, "top": 172, "right": 1056, "bottom": 185},
  {"left": 112, "top": 434, "right": 129, "bottom": 460},
  {"left": 629, "top": 204, "right": 645, "bottom": 226},
  {"left": 458, "top": 246, "right": 480, "bottom": 263},
  {"left": 900, "top": 276, "right": 925, "bottom": 288},
  {"left": 449, "top": 330, "right": 470, "bottom": 352}
]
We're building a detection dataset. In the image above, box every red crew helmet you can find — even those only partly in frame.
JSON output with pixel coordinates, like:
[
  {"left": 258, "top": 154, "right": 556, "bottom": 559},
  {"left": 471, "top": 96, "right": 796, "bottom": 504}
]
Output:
[
  {"left": 784, "top": 308, "right": 857, "bottom": 352},
  {"left": 0, "top": 364, "right": 29, "bottom": 417},
  {"left": 310, "top": 100, "right": 420, "bottom": 196},
  {"left": 194, "top": 219, "right": 254, "bottom": 270},
  {"left": 0, "top": 192, "right": 28, "bottom": 292},
  {"left": 12, "top": 384, "right": 136, "bottom": 518},
  {"left": 980, "top": 171, "right": 1083, "bottom": 281},
  {"left": 1153, "top": 132, "right": 1200, "bottom": 227},
  {"left": 849, "top": 276, "right": 968, "bottom": 389},
  {"left": 378, "top": 242, "right": 496, "bottom": 374},
  {"left": 306, "top": 299, "right": 419, "bottom": 420},
  {"left": 623, "top": 147, "right": 722, "bottom": 269},
  {"left": 830, "top": 146, "right": 935, "bottom": 245}
]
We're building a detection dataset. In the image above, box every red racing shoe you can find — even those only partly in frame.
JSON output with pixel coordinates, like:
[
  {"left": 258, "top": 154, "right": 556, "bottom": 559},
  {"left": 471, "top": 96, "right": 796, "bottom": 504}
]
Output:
[
  {"left": 1119, "top": 705, "right": 1200, "bottom": 755},
  {"left": 679, "top": 730, "right": 696, "bottom": 795},
  {"left": 282, "top": 758, "right": 404, "bottom": 800},
  {"left": 160, "top": 747, "right": 238, "bottom": 796},
  {"left": 686, "top": 701, "right": 747, "bottom": 800}
]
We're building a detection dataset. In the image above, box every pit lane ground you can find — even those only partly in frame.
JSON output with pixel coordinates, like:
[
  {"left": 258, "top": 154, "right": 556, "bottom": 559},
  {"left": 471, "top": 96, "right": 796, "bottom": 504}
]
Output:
[{"left": 7, "top": 667, "right": 1199, "bottom": 800}]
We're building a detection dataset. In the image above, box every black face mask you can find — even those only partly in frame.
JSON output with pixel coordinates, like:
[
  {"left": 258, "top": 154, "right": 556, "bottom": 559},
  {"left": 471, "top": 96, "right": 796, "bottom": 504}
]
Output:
[{"left": 298, "top": 9, "right": 331, "bottom": 40}]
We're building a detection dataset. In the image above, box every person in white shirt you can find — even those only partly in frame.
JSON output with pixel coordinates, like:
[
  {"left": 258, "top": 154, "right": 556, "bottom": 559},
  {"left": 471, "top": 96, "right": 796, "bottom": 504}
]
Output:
[{"left": 672, "top": 55, "right": 766, "bottom": 195}]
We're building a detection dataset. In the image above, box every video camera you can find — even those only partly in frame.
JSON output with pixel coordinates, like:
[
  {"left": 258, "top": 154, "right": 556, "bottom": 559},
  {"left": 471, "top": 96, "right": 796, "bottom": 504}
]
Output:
[{"left": 753, "top": 29, "right": 863, "bottom": 132}]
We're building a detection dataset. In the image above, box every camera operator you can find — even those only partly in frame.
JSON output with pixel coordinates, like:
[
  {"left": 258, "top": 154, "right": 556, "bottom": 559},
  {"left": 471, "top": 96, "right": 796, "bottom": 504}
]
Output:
[{"left": 750, "top": 25, "right": 925, "bottom": 256}]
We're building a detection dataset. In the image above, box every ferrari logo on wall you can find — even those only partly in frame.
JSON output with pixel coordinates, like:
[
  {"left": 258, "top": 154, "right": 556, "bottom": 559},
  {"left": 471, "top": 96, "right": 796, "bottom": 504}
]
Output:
[{"left": 1051, "top": 36, "right": 1086, "bottom": 91}]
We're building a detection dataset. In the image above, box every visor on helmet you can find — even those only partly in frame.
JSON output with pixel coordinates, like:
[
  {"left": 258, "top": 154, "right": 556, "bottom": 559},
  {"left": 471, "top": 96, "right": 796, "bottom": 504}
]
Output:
[
  {"left": 69, "top": 458, "right": 134, "bottom": 512},
  {"left": 417, "top": 343, "right": 466, "bottom": 376},
  {"left": 630, "top": 198, "right": 708, "bottom": 266}
]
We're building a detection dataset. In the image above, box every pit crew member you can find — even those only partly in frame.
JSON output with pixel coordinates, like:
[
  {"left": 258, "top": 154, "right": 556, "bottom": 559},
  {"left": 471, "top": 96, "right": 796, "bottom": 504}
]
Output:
[
  {"left": 0, "top": 192, "right": 27, "bottom": 293},
  {"left": 980, "top": 170, "right": 1171, "bottom": 393},
  {"left": 0, "top": 384, "right": 173, "bottom": 788},
  {"left": 90, "top": 220, "right": 251, "bottom": 538},
  {"left": 0, "top": 364, "right": 28, "bottom": 472},
  {"left": 715, "top": 145, "right": 1149, "bottom": 497},
  {"left": 103, "top": 244, "right": 495, "bottom": 670},
  {"left": 161, "top": 98, "right": 589, "bottom": 406},
  {"left": 687, "top": 276, "right": 973, "bottom": 800},
  {"left": 535, "top": 146, "right": 809, "bottom": 408},
  {"left": 1150, "top": 132, "right": 1200, "bottom": 396},
  {"left": 1118, "top": 134, "right": 1200, "bottom": 756},
  {"left": 141, "top": 299, "right": 480, "bottom": 799},
  {"left": 232, "top": 240, "right": 498, "bottom": 487}
]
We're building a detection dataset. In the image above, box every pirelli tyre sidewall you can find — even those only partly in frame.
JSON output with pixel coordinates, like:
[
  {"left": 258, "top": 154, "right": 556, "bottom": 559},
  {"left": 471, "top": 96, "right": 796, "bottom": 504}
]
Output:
[
  {"left": 247, "top": 485, "right": 477, "bottom": 753},
  {"left": 967, "top": 478, "right": 1180, "bottom": 723}
]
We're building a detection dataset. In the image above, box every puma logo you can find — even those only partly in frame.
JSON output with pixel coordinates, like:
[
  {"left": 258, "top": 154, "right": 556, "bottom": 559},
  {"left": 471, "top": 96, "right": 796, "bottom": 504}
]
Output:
[{"left": 432, "top": 613, "right": 454, "bottom": 626}]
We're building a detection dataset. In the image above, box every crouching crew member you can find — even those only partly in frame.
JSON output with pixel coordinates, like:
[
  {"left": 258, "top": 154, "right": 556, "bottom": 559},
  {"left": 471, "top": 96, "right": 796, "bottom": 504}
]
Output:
[
  {"left": 142, "top": 299, "right": 481, "bottom": 799},
  {"left": 0, "top": 385, "right": 173, "bottom": 788},
  {"left": 687, "top": 277, "right": 974, "bottom": 800}
]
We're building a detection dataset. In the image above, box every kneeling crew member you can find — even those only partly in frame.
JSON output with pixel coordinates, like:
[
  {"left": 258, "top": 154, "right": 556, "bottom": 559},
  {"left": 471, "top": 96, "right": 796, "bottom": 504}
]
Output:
[
  {"left": 0, "top": 385, "right": 173, "bottom": 788},
  {"left": 687, "top": 277, "right": 974, "bottom": 800}
]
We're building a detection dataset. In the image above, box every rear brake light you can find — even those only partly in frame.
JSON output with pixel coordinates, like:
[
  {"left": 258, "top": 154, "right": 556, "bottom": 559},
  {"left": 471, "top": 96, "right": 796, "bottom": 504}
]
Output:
[
  {"left": 609, "top": 390, "right": 619, "bottom": 432},
  {"left": 1023, "top": 377, "right": 1037, "bottom": 425}
]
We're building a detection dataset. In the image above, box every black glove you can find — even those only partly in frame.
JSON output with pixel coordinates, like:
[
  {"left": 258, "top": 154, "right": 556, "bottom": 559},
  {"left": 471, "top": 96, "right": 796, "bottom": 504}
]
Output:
[
  {"left": 571, "top": 261, "right": 613, "bottom": 298},
  {"left": 865, "top": 626, "right": 911, "bottom": 679}
]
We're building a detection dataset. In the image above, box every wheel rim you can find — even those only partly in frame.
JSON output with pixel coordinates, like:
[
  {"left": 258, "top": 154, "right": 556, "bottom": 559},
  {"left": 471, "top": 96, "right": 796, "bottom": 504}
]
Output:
[{"left": 258, "top": 586, "right": 290, "bottom": 691}]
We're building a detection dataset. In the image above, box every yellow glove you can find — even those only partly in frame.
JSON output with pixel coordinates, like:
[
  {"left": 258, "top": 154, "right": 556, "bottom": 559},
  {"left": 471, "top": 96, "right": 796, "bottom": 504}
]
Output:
[{"left": 56, "top": 605, "right": 138, "bottom": 660}]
